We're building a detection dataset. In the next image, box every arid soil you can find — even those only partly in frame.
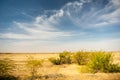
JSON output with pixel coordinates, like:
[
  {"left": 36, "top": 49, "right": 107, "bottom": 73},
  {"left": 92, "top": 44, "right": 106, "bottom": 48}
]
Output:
[{"left": 0, "top": 52, "right": 120, "bottom": 80}]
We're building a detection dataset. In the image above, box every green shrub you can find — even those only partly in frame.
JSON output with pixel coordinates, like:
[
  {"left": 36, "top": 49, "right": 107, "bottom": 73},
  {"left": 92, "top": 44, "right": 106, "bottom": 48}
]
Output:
[
  {"left": 49, "top": 51, "right": 72, "bottom": 65},
  {"left": 59, "top": 51, "right": 72, "bottom": 64},
  {"left": 108, "top": 64, "right": 120, "bottom": 73},
  {"left": 73, "top": 51, "right": 88, "bottom": 65},
  {"left": 0, "top": 58, "right": 19, "bottom": 80},
  {"left": 0, "top": 58, "right": 15, "bottom": 76},
  {"left": 26, "top": 56, "right": 43, "bottom": 80},
  {"left": 49, "top": 57, "right": 61, "bottom": 65},
  {"left": 87, "top": 51, "right": 120, "bottom": 73}
]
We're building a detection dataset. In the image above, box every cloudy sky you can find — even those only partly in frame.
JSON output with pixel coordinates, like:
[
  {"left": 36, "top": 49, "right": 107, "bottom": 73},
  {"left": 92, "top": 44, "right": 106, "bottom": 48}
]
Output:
[{"left": 0, "top": 0, "right": 120, "bottom": 52}]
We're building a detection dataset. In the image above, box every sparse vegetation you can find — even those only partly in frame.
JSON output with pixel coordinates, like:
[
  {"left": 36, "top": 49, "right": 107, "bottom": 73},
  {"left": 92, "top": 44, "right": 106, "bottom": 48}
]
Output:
[
  {"left": 26, "top": 56, "right": 43, "bottom": 80},
  {"left": 0, "top": 58, "right": 19, "bottom": 80},
  {"left": 49, "top": 51, "right": 120, "bottom": 73},
  {"left": 49, "top": 57, "right": 61, "bottom": 65},
  {"left": 49, "top": 51, "right": 72, "bottom": 65},
  {"left": 59, "top": 51, "right": 72, "bottom": 64},
  {"left": 0, "top": 51, "right": 120, "bottom": 80},
  {"left": 0, "top": 58, "right": 14, "bottom": 76},
  {"left": 73, "top": 51, "right": 88, "bottom": 65},
  {"left": 108, "top": 64, "right": 120, "bottom": 72},
  {"left": 87, "top": 51, "right": 120, "bottom": 73}
]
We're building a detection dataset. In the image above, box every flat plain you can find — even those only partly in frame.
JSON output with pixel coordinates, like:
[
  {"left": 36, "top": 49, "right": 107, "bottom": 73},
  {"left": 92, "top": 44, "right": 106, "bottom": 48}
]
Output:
[{"left": 0, "top": 52, "right": 120, "bottom": 80}]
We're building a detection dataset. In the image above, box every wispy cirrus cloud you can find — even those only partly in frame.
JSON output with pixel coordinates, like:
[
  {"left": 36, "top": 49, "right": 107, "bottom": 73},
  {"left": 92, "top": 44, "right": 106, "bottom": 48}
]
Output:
[
  {"left": 62, "top": 0, "right": 120, "bottom": 28},
  {"left": 0, "top": 0, "right": 120, "bottom": 52},
  {"left": 0, "top": 9, "right": 72, "bottom": 40},
  {"left": 0, "top": 22, "right": 72, "bottom": 40},
  {"left": 1, "top": 0, "right": 120, "bottom": 40}
]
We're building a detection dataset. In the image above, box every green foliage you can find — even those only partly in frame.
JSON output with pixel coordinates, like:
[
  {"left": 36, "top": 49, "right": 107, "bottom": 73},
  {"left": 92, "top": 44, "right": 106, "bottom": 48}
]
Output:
[
  {"left": 49, "top": 57, "right": 61, "bottom": 65},
  {"left": 73, "top": 51, "right": 88, "bottom": 65},
  {"left": 87, "top": 51, "right": 120, "bottom": 73},
  {"left": 49, "top": 51, "right": 72, "bottom": 65},
  {"left": 0, "top": 58, "right": 18, "bottom": 80},
  {"left": 0, "top": 58, "right": 15, "bottom": 76},
  {"left": 26, "top": 56, "right": 43, "bottom": 80},
  {"left": 107, "top": 64, "right": 120, "bottom": 73},
  {"left": 49, "top": 51, "right": 120, "bottom": 73},
  {"left": 59, "top": 51, "right": 72, "bottom": 64}
]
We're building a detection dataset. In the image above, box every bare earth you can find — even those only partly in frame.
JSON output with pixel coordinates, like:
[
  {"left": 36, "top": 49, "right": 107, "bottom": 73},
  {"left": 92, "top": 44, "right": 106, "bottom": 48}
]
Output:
[{"left": 0, "top": 52, "right": 120, "bottom": 80}]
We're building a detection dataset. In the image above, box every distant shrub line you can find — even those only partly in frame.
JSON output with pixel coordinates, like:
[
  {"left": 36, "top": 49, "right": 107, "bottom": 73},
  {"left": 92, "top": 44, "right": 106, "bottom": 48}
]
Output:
[
  {"left": 49, "top": 51, "right": 92, "bottom": 65},
  {"left": 49, "top": 51, "right": 72, "bottom": 65},
  {"left": 49, "top": 51, "right": 120, "bottom": 73}
]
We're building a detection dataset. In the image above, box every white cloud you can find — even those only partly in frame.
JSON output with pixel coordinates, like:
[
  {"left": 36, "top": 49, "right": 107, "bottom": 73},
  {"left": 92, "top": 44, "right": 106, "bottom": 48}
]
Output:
[
  {"left": 0, "top": 33, "right": 31, "bottom": 39},
  {"left": 92, "top": 0, "right": 120, "bottom": 26},
  {"left": 59, "top": 0, "right": 120, "bottom": 28},
  {"left": 0, "top": 0, "right": 120, "bottom": 52},
  {"left": 2, "top": 0, "right": 119, "bottom": 40},
  {"left": 0, "top": 28, "right": 72, "bottom": 40},
  {"left": 0, "top": 9, "right": 72, "bottom": 40},
  {"left": 111, "top": 0, "right": 120, "bottom": 6},
  {"left": 99, "top": 8, "right": 120, "bottom": 24},
  {"left": 93, "top": 22, "right": 109, "bottom": 27}
]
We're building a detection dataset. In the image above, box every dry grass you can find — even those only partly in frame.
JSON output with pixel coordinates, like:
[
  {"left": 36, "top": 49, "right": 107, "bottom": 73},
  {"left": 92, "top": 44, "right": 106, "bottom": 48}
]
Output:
[
  {"left": 0, "top": 52, "right": 120, "bottom": 80},
  {"left": 113, "top": 52, "right": 120, "bottom": 65}
]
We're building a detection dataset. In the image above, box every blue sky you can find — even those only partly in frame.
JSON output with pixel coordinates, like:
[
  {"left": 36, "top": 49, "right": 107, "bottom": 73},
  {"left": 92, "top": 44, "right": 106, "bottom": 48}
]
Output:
[{"left": 0, "top": 0, "right": 120, "bottom": 52}]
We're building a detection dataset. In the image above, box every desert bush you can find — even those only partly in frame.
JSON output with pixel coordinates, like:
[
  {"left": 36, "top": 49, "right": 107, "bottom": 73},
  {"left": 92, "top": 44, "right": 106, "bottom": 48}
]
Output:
[
  {"left": 0, "top": 58, "right": 19, "bottom": 80},
  {"left": 26, "top": 56, "right": 43, "bottom": 80},
  {"left": 49, "top": 57, "right": 61, "bottom": 65},
  {"left": 49, "top": 51, "right": 72, "bottom": 65},
  {"left": 87, "top": 51, "right": 120, "bottom": 73},
  {"left": 59, "top": 51, "right": 72, "bottom": 64},
  {"left": 73, "top": 51, "right": 89, "bottom": 65},
  {"left": 108, "top": 64, "right": 120, "bottom": 73},
  {"left": 0, "top": 58, "right": 15, "bottom": 76}
]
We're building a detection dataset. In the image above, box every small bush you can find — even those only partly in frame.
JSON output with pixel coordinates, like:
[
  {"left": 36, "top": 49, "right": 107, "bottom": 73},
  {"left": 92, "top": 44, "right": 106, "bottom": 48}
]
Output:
[
  {"left": 73, "top": 51, "right": 88, "bottom": 65},
  {"left": 87, "top": 51, "right": 120, "bottom": 73},
  {"left": 59, "top": 51, "right": 72, "bottom": 64},
  {"left": 49, "top": 57, "right": 61, "bottom": 65},
  {"left": 0, "top": 58, "right": 19, "bottom": 80},
  {"left": 0, "top": 58, "right": 15, "bottom": 76},
  {"left": 108, "top": 64, "right": 120, "bottom": 73},
  {"left": 49, "top": 51, "right": 72, "bottom": 65},
  {"left": 26, "top": 56, "right": 43, "bottom": 80}
]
